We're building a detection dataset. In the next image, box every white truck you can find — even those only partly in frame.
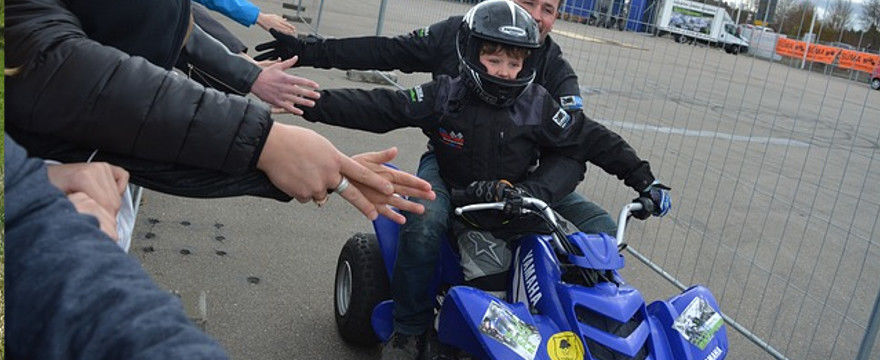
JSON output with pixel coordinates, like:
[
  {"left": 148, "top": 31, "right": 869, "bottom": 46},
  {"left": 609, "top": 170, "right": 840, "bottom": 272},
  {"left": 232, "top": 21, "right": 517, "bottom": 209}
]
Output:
[{"left": 655, "top": 0, "right": 749, "bottom": 54}]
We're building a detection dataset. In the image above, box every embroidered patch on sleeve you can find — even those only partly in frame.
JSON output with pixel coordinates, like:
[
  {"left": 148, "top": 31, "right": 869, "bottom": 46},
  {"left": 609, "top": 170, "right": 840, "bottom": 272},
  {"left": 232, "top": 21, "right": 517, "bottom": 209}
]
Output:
[
  {"left": 552, "top": 108, "right": 572, "bottom": 129},
  {"left": 408, "top": 85, "right": 425, "bottom": 103},
  {"left": 412, "top": 26, "right": 430, "bottom": 38},
  {"left": 559, "top": 95, "right": 583, "bottom": 111}
]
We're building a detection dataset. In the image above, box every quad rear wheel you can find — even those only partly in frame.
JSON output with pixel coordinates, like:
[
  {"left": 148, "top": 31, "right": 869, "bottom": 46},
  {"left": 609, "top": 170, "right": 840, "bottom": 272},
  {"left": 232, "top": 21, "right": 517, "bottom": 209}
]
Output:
[{"left": 334, "top": 233, "right": 391, "bottom": 346}]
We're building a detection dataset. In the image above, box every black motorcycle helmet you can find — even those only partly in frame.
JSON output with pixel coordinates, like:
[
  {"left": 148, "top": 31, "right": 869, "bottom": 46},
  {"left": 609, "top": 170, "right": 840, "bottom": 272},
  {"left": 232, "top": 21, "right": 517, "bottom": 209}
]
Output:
[{"left": 457, "top": 0, "right": 541, "bottom": 107}]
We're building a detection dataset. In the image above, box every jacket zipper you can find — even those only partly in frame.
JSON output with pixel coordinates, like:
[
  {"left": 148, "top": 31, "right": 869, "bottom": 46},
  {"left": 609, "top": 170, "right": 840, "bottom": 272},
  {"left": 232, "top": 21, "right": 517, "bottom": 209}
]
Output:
[{"left": 498, "top": 130, "right": 504, "bottom": 181}]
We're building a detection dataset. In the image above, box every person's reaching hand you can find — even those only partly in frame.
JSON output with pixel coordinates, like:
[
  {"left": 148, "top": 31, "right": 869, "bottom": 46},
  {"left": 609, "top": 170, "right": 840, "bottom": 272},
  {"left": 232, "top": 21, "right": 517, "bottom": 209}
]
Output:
[
  {"left": 256, "top": 13, "right": 297, "bottom": 36},
  {"left": 253, "top": 28, "right": 307, "bottom": 61},
  {"left": 250, "top": 56, "right": 320, "bottom": 115},
  {"left": 257, "top": 124, "right": 434, "bottom": 224},
  {"left": 349, "top": 147, "right": 436, "bottom": 223},
  {"left": 46, "top": 162, "right": 129, "bottom": 217}
]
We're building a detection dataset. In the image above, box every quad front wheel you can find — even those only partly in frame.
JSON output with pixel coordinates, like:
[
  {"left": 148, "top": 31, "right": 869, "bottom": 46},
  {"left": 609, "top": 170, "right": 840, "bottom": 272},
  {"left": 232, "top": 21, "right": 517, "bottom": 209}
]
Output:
[{"left": 334, "top": 233, "right": 391, "bottom": 346}]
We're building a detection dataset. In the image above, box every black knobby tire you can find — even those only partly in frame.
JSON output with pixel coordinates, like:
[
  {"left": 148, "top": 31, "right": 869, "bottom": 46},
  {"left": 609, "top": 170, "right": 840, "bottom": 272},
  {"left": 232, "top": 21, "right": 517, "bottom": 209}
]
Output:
[{"left": 334, "top": 233, "right": 391, "bottom": 346}]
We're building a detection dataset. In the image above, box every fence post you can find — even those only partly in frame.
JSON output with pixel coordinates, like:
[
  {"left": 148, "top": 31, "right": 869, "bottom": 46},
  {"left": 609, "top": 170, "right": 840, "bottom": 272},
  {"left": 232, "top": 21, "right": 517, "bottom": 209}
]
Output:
[
  {"left": 315, "top": 0, "right": 326, "bottom": 32},
  {"left": 856, "top": 287, "right": 880, "bottom": 360},
  {"left": 376, "top": 0, "right": 389, "bottom": 36}
]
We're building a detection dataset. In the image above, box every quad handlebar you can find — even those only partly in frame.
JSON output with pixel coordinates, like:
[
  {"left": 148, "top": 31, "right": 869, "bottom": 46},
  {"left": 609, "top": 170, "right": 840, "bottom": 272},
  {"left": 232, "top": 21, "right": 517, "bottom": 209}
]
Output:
[{"left": 454, "top": 197, "right": 649, "bottom": 254}]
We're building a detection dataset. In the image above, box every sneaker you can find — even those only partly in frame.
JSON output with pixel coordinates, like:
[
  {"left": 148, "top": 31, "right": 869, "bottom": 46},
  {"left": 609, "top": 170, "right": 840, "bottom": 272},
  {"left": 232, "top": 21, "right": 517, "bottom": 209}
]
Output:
[{"left": 380, "top": 331, "right": 424, "bottom": 360}]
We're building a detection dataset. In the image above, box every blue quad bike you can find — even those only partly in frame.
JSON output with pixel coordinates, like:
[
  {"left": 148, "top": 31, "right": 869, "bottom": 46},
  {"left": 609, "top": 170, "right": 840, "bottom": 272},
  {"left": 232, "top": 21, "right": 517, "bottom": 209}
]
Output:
[{"left": 334, "top": 196, "right": 729, "bottom": 360}]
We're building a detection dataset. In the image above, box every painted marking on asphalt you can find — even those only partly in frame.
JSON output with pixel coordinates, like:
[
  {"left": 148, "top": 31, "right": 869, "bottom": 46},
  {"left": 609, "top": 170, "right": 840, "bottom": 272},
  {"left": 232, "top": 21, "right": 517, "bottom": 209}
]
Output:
[
  {"left": 552, "top": 29, "right": 647, "bottom": 50},
  {"left": 601, "top": 119, "right": 810, "bottom": 147}
]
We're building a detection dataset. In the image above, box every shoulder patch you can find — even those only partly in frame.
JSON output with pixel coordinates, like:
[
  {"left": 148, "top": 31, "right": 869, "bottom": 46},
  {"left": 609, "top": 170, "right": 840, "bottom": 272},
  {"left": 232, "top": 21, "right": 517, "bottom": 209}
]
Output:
[
  {"left": 552, "top": 108, "right": 572, "bottom": 129},
  {"left": 408, "top": 85, "right": 425, "bottom": 103},
  {"left": 559, "top": 95, "right": 583, "bottom": 111},
  {"left": 412, "top": 26, "right": 430, "bottom": 38}
]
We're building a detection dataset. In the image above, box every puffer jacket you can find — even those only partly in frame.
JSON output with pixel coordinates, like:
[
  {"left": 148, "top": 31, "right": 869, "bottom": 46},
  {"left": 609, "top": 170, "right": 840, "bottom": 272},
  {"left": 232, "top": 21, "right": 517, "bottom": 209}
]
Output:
[
  {"left": 5, "top": 134, "right": 231, "bottom": 359},
  {"left": 5, "top": 0, "right": 271, "bottom": 175}
]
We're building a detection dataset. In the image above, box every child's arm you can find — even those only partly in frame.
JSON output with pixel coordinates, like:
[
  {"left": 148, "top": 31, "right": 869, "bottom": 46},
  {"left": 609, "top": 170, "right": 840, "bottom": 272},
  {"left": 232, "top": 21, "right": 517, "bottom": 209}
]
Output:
[
  {"left": 534, "top": 94, "right": 655, "bottom": 193},
  {"left": 516, "top": 154, "right": 586, "bottom": 204},
  {"left": 300, "top": 82, "right": 438, "bottom": 133}
]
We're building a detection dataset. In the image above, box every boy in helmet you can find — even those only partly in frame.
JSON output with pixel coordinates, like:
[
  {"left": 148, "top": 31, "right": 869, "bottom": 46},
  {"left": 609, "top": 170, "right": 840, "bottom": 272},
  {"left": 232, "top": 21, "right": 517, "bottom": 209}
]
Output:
[{"left": 298, "top": 1, "right": 669, "bottom": 359}]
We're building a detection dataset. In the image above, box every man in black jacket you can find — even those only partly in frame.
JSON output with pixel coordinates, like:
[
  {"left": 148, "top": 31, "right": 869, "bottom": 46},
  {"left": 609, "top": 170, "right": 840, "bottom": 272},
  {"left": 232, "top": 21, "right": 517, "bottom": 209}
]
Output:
[
  {"left": 5, "top": 134, "right": 230, "bottom": 359},
  {"left": 256, "top": 0, "right": 622, "bottom": 236},
  {"left": 5, "top": 0, "right": 435, "bottom": 224}
]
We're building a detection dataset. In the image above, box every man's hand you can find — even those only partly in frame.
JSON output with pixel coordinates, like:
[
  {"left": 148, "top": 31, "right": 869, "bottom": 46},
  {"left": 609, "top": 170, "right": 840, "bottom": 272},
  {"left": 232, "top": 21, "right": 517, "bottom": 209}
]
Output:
[
  {"left": 256, "top": 13, "right": 296, "bottom": 35},
  {"left": 632, "top": 181, "right": 671, "bottom": 220},
  {"left": 47, "top": 162, "right": 129, "bottom": 217},
  {"left": 68, "top": 192, "right": 119, "bottom": 241},
  {"left": 250, "top": 56, "right": 320, "bottom": 115},
  {"left": 254, "top": 28, "right": 305, "bottom": 61},
  {"left": 350, "top": 147, "right": 436, "bottom": 223}
]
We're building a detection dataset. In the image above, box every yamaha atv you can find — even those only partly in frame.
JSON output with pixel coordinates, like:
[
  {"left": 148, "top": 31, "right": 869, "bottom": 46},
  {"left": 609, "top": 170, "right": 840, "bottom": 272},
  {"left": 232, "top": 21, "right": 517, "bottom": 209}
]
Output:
[{"left": 334, "top": 196, "right": 729, "bottom": 359}]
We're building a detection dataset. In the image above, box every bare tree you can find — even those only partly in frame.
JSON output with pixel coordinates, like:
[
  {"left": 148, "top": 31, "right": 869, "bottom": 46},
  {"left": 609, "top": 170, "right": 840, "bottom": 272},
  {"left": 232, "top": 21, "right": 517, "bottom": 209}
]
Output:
[
  {"left": 826, "top": 0, "right": 855, "bottom": 30},
  {"left": 775, "top": 0, "right": 802, "bottom": 27},
  {"left": 863, "top": 0, "right": 880, "bottom": 28}
]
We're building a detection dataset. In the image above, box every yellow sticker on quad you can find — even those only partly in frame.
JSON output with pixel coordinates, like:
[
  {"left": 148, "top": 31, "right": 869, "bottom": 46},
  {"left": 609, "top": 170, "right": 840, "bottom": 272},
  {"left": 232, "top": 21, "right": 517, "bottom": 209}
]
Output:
[{"left": 547, "top": 331, "right": 584, "bottom": 360}]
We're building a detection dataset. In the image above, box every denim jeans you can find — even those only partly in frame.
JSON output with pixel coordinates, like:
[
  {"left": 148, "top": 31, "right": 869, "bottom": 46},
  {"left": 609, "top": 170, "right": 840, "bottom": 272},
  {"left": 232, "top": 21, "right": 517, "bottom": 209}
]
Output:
[
  {"left": 391, "top": 152, "right": 618, "bottom": 334},
  {"left": 551, "top": 192, "right": 618, "bottom": 236},
  {"left": 392, "top": 152, "right": 452, "bottom": 335}
]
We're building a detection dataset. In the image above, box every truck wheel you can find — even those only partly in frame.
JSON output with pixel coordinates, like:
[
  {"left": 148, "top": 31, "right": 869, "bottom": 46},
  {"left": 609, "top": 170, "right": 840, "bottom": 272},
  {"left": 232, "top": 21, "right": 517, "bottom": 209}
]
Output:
[
  {"left": 675, "top": 34, "right": 688, "bottom": 44},
  {"left": 872, "top": 78, "right": 880, "bottom": 90},
  {"left": 334, "top": 233, "right": 390, "bottom": 346},
  {"left": 730, "top": 46, "right": 740, "bottom": 55}
]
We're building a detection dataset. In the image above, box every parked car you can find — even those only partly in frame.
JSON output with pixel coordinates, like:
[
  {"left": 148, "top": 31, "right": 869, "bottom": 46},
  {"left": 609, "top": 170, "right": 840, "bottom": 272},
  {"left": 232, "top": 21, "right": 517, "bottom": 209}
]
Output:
[{"left": 872, "top": 63, "right": 880, "bottom": 90}]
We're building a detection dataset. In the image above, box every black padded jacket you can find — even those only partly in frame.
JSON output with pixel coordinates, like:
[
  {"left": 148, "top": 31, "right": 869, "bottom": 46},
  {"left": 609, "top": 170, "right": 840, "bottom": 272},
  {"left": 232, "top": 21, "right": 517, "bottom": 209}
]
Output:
[
  {"left": 302, "top": 76, "right": 654, "bottom": 202},
  {"left": 5, "top": 0, "right": 271, "bottom": 175}
]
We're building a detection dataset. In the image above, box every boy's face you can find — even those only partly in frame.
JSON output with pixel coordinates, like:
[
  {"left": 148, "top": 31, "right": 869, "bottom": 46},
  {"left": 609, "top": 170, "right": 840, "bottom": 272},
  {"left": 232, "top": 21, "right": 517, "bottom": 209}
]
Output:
[{"left": 479, "top": 51, "right": 524, "bottom": 80}]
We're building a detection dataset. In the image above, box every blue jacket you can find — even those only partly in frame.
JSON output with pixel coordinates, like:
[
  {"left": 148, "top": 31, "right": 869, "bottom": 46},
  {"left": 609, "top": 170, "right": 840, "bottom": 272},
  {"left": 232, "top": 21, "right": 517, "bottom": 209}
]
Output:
[
  {"left": 194, "top": 0, "right": 260, "bottom": 26},
  {"left": 4, "top": 134, "right": 229, "bottom": 360}
]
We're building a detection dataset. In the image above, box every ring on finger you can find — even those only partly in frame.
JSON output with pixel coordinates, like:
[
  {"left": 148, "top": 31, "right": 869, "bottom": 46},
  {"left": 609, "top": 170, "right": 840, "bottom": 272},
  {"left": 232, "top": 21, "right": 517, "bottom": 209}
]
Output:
[{"left": 331, "top": 176, "right": 350, "bottom": 195}]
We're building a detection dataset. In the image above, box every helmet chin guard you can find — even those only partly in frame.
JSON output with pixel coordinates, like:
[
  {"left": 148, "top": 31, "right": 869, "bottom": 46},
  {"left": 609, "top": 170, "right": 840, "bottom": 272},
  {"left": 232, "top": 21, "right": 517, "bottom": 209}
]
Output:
[{"left": 457, "top": 0, "right": 541, "bottom": 107}]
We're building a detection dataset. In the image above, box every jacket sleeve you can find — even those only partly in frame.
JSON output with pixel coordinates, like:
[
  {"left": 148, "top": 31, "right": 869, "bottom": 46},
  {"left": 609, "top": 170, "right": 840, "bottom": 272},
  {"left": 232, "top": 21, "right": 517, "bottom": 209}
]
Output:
[
  {"left": 518, "top": 154, "right": 586, "bottom": 204},
  {"left": 179, "top": 24, "right": 262, "bottom": 94},
  {"left": 535, "top": 92, "right": 655, "bottom": 193},
  {"left": 6, "top": 0, "right": 273, "bottom": 175},
  {"left": 297, "top": 17, "right": 458, "bottom": 72},
  {"left": 542, "top": 39, "right": 583, "bottom": 114},
  {"left": 4, "top": 135, "right": 230, "bottom": 360},
  {"left": 193, "top": 0, "right": 260, "bottom": 26},
  {"left": 300, "top": 81, "right": 439, "bottom": 133}
]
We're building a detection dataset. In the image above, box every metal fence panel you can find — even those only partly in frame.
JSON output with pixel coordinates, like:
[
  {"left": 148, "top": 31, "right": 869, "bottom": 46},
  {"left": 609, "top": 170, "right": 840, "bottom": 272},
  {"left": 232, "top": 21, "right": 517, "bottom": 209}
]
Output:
[{"left": 293, "top": 0, "right": 880, "bottom": 358}]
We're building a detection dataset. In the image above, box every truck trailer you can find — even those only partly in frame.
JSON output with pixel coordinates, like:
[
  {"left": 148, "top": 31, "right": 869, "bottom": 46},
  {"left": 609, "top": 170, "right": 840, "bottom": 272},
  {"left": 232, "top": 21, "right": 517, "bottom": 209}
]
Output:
[{"left": 655, "top": 0, "right": 749, "bottom": 54}]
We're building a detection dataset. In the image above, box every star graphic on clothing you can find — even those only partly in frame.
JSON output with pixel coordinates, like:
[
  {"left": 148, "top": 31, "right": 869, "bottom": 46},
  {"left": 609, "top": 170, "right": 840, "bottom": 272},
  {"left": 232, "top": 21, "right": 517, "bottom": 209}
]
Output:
[{"left": 467, "top": 232, "right": 503, "bottom": 267}]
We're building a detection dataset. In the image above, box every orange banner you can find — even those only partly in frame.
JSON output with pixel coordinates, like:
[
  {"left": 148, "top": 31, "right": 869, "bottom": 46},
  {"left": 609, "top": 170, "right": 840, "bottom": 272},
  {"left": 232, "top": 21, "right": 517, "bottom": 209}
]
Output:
[
  {"left": 838, "top": 50, "right": 880, "bottom": 73},
  {"left": 775, "top": 38, "right": 805, "bottom": 58},
  {"left": 805, "top": 44, "right": 840, "bottom": 64}
]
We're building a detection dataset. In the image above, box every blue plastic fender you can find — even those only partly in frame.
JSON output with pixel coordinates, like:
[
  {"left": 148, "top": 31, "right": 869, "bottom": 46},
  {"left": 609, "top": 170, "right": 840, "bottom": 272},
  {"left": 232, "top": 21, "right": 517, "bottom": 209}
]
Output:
[{"left": 648, "top": 285, "right": 729, "bottom": 360}]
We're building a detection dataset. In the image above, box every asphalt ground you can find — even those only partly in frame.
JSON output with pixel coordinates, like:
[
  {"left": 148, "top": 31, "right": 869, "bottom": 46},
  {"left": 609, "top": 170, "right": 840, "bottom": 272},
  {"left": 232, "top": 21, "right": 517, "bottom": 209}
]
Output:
[{"left": 134, "top": 1, "right": 880, "bottom": 359}]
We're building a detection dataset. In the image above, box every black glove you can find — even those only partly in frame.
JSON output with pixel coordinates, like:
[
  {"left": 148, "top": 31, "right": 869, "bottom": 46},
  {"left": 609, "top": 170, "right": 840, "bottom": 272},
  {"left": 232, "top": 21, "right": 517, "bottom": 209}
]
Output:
[
  {"left": 465, "top": 180, "right": 526, "bottom": 218},
  {"left": 465, "top": 180, "right": 514, "bottom": 203},
  {"left": 254, "top": 29, "right": 311, "bottom": 61},
  {"left": 632, "top": 181, "right": 671, "bottom": 220}
]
